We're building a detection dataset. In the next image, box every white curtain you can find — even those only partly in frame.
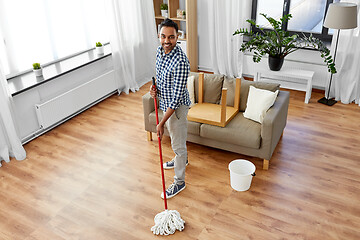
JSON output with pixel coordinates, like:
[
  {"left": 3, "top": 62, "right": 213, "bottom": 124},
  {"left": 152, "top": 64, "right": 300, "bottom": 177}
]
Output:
[
  {"left": 208, "top": 0, "right": 251, "bottom": 77},
  {"left": 106, "top": 0, "right": 158, "bottom": 94},
  {"left": 0, "top": 62, "right": 26, "bottom": 167},
  {"left": 0, "top": 0, "right": 110, "bottom": 76},
  {"left": 330, "top": 0, "right": 360, "bottom": 105}
]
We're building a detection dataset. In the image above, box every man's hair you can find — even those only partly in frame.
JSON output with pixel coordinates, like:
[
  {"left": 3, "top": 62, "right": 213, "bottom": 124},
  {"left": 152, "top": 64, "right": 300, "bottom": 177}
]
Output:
[{"left": 159, "top": 18, "right": 178, "bottom": 32}]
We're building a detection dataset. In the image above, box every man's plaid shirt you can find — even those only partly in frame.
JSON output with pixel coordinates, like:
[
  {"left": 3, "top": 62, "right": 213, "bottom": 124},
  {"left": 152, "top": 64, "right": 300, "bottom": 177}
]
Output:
[{"left": 156, "top": 44, "right": 191, "bottom": 112}]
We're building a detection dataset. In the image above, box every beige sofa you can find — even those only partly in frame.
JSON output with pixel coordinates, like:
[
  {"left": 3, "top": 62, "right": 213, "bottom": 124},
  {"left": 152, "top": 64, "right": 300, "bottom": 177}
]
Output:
[{"left": 142, "top": 72, "right": 290, "bottom": 170}]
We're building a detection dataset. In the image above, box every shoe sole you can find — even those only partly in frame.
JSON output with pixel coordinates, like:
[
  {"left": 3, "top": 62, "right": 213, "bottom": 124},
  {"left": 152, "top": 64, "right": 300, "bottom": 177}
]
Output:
[
  {"left": 163, "top": 162, "right": 189, "bottom": 170},
  {"left": 161, "top": 185, "right": 186, "bottom": 199}
]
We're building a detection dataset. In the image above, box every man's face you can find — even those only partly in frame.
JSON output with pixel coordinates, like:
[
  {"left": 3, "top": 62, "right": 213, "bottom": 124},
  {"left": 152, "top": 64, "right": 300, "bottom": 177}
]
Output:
[{"left": 159, "top": 26, "right": 178, "bottom": 54}]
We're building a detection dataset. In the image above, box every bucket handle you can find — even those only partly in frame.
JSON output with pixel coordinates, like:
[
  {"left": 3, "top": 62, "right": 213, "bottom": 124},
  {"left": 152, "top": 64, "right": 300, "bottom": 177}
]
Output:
[{"left": 251, "top": 172, "right": 256, "bottom": 177}]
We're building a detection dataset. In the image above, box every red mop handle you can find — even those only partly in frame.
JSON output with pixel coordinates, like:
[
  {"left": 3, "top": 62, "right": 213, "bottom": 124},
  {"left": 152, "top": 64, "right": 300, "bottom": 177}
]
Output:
[{"left": 152, "top": 77, "right": 168, "bottom": 210}]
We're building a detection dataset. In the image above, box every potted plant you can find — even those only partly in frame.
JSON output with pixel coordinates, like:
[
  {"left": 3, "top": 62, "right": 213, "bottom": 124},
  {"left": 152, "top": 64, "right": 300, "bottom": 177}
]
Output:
[
  {"left": 160, "top": 3, "right": 168, "bottom": 18},
  {"left": 96, "top": 42, "right": 104, "bottom": 55},
  {"left": 32, "top": 63, "right": 42, "bottom": 77},
  {"left": 233, "top": 13, "right": 336, "bottom": 73},
  {"left": 182, "top": 10, "right": 186, "bottom": 19}
]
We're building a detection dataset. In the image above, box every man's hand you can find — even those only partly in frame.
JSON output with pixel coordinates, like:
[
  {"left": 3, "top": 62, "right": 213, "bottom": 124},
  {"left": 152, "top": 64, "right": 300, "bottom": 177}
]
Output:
[
  {"left": 149, "top": 85, "right": 156, "bottom": 99},
  {"left": 156, "top": 108, "right": 175, "bottom": 140},
  {"left": 157, "top": 123, "right": 164, "bottom": 140}
]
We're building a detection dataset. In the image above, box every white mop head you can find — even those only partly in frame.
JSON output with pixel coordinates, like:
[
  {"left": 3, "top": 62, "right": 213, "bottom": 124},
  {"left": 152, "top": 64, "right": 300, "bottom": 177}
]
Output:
[{"left": 151, "top": 209, "right": 185, "bottom": 235}]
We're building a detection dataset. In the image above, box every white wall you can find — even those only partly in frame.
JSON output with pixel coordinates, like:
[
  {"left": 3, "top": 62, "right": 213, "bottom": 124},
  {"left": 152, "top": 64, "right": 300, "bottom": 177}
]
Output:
[{"left": 196, "top": 0, "right": 330, "bottom": 89}]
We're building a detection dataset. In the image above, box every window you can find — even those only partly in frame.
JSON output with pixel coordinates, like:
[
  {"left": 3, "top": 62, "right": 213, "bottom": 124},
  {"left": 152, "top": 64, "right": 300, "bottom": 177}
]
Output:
[
  {"left": 0, "top": 0, "right": 110, "bottom": 76},
  {"left": 251, "top": 0, "right": 340, "bottom": 42}
]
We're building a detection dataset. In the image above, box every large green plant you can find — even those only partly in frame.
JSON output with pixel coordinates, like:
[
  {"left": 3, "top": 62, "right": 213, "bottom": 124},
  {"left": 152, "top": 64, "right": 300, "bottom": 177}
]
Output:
[{"left": 233, "top": 13, "right": 336, "bottom": 74}]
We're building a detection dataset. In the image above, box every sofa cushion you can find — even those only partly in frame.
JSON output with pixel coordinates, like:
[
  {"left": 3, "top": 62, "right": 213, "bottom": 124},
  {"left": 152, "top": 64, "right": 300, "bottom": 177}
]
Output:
[
  {"left": 189, "top": 72, "right": 224, "bottom": 104},
  {"left": 149, "top": 110, "right": 201, "bottom": 136},
  {"left": 243, "top": 86, "right": 279, "bottom": 124},
  {"left": 187, "top": 120, "right": 201, "bottom": 136},
  {"left": 221, "top": 75, "right": 242, "bottom": 107},
  {"left": 240, "top": 80, "right": 280, "bottom": 112},
  {"left": 199, "top": 113, "right": 261, "bottom": 149}
]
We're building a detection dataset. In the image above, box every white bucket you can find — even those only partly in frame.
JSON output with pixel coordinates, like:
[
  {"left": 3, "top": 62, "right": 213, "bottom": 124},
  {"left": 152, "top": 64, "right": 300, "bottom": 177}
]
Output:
[{"left": 228, "top": 160, "right": 256, "bottom": 191}]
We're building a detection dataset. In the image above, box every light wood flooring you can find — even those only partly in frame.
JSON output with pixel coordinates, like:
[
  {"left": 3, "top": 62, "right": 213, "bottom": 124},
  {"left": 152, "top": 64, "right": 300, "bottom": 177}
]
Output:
[{"left": 1, "top": 82, "right": 360, "bottom": 239}]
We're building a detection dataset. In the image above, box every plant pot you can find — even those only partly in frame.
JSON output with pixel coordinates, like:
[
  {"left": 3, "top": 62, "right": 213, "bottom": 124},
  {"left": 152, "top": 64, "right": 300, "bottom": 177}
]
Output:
[
  {"left": 161, "top": 10, "right": 168, "bottom": 18},
  {"left": 33, "top": 68, "right": 43, "bottom": 77},
  {"left": 268, "top": 56, "right": 284, "bottom": 71},
  {"left": 96, "top": 46, "right": 104, "bottom": 55}
]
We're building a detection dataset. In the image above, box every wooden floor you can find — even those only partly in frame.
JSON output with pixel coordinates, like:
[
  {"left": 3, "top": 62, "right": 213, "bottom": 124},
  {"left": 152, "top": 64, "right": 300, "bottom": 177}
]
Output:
[{"left": 1, "top": 82, "right": 360, "bottom": 240}]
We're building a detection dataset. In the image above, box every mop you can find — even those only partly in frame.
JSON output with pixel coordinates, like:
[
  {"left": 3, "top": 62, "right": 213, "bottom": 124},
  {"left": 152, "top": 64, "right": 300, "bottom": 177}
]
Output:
[{"left": 150, "top": 77, "right": 185, "bottom": 236}]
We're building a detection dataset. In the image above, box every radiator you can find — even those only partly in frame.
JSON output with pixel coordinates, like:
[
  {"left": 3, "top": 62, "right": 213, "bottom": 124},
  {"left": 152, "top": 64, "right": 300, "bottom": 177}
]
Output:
[{"left": 35, "top": 70, "right": 116, "bottom": 129}]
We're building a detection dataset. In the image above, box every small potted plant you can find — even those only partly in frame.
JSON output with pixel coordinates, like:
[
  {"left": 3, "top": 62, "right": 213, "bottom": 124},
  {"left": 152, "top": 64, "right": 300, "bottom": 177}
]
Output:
[
  {"left": 182, "top": 10, "right": 186, "bottom": 19},
  {"left": 33, "top": 63, "right": 42, "bottom": 77},
  {"left": 96, "top": 42, "right": 104, "bottom": 55},
  {"left": 160, "top": 3, "right": 168, "bottom": 18}
]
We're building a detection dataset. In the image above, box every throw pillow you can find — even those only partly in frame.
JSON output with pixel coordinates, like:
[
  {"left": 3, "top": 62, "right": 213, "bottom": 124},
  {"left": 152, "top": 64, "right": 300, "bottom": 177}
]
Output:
[
  {"left": 203, "top": 73, "right": 224, "bottom": 104},
  {"left": 187, "top": 75, "right": 196, "bottom": 106},
  {"left": 243, "top": 86, "right": 279, "bottom": 124},
  {"left": 221, "top": 76, "right": 237, "bottom": 107},
  {"left": 188, "top": 72, "right": 224, "bottom": 104},
  {"left": 240, "top": 79, "right": 280, "bottom": 111}
]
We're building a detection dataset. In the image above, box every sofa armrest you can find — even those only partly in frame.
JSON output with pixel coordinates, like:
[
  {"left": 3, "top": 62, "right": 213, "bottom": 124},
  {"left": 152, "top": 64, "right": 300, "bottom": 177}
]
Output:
[
  {"left": 261, "top": 90, "right": 290, "bottom": 160},
  {"left": 142, "top": 92, "right": 156, "bottom": 132}
]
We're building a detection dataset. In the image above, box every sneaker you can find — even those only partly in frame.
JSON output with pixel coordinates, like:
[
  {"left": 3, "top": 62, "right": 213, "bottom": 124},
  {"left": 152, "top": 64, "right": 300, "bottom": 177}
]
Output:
[
  {"left": 163, "top": 158, "right": 189, "bottom": 169},
  {"left": 161, "top": 182, "right": 186, "bottom": 199}
]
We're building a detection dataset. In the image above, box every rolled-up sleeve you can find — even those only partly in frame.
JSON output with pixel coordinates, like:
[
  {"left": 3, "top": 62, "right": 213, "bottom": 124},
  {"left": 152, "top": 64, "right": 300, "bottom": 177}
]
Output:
[{"left": 168, "top": 60, "right": 190, "bottom": 110}]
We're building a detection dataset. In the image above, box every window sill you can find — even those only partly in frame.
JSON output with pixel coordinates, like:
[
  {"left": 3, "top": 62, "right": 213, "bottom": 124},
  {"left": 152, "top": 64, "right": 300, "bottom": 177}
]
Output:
[{"left": 7, "top": 44, "right": 112, "bottom": 97}]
